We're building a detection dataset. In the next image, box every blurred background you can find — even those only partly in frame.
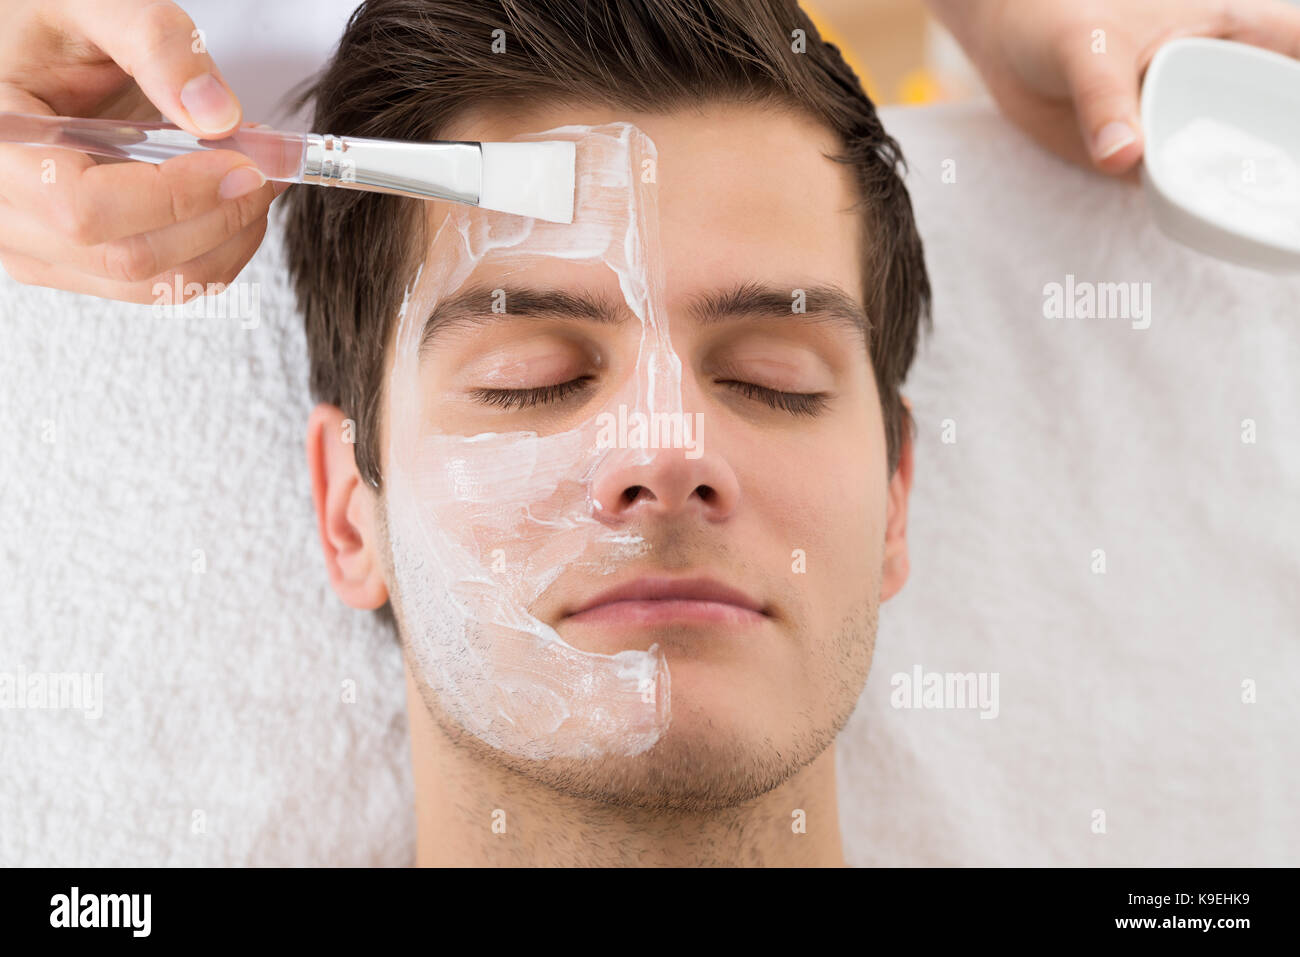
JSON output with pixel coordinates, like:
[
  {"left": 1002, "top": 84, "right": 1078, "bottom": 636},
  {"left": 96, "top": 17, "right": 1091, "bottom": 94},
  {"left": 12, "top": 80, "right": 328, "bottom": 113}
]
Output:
[
  {"left": 187, "top": 0, "right": 1300, "bottom": 123},
  {"left": 809, "top": 0, "right": 1300, "bottom": 105},
  {"left": 196, "top": 0, "right": 985, "bottom": 126},
  {"left": 805, "top": 0, "right": 983, "bottom": 105}
]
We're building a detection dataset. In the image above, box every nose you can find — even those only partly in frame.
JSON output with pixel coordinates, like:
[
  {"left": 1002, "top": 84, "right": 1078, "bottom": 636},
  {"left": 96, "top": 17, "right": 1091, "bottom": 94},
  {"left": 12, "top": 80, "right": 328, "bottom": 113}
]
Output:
[{"left": 590, "top": 442, "right": 740, "bottom": 526}]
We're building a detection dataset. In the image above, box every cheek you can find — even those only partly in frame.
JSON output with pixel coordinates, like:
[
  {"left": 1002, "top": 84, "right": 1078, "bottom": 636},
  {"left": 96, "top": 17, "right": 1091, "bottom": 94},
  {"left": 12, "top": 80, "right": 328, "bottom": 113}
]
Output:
[
  {"left": 794, "top": 451, "right": 881, "bottom": 556},
  {"left": 743, "top": 402, "right": 886, "bottom": 583}
]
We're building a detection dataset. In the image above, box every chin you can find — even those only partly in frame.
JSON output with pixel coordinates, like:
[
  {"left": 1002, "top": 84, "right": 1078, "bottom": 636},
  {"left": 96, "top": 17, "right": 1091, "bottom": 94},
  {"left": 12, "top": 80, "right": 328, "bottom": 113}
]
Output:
[
  {"left": 525, "top": 710, "right": 810, "bottom": 811},
  {"left": 491, "top": 677, "right": 817, "bottom": 811}
]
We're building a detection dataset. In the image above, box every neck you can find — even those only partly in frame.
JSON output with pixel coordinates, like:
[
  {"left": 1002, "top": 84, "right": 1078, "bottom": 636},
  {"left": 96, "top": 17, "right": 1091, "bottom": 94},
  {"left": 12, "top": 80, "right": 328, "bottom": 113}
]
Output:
[{"left": 405, "top": 666, "right": 846, "bottom": 867}]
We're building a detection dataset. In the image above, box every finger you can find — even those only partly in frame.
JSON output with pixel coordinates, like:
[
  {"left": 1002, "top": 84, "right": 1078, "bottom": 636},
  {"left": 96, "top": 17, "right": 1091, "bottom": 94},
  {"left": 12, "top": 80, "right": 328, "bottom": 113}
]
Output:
[
  {"left": 0, "top": 173, "right": 275, "bottom": 284},
  {"left": 1055, "top": 24, "right": 1144, "bottom": 175},
  {"left": 0, "top": 148, "right": 269, "bottom": 247},
  {"left": 53, "top": 0, "right": 243, "bottom": 138},
  {"left": 0, "top": 78, "right": 102, "bottom": 199},
  {"left": 247, "top": 122, "right": 296, "bottom": 199},
  {"left": 0, "top": 80, "right": 62, "bottom": 120},
  {"left": 167, "top": 213, "right": 270, "bottom": 294},
  {"left": 0, "top": 214, "right": 270, "bottom": 305},
  {"left": 1219, "top": 2, "right": 1300, "bottom": 59}
]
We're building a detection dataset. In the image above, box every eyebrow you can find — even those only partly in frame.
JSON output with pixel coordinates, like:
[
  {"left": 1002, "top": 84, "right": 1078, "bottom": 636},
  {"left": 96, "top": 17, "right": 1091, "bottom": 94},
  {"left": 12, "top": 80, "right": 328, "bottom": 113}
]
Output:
[
  {"left": 419, "top": 280, "right": 870, "bottom": 354},
  {"left": 687, "top": 281, "right": 870, "bottom": 342}
]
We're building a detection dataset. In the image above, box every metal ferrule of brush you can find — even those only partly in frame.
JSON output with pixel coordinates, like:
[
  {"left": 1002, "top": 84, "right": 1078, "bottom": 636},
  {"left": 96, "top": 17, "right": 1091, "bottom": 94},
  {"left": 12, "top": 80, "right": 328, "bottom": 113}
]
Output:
[{"left": 300, "top": 133, "right": 483, "bottom": 205}]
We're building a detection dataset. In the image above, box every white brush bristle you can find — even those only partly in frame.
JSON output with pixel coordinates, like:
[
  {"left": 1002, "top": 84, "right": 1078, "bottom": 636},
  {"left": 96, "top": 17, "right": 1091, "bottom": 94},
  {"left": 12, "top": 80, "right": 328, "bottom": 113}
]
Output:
[{"left": 477, "top": 141, "right": 576, "bottom": 224}]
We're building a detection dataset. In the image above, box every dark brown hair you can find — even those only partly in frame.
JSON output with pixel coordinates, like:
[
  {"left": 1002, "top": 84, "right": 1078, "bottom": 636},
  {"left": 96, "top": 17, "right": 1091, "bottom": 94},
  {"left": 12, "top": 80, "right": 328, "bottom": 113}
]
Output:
[{"left": 284, "top": 0, "right": 931, "bottom": 483}]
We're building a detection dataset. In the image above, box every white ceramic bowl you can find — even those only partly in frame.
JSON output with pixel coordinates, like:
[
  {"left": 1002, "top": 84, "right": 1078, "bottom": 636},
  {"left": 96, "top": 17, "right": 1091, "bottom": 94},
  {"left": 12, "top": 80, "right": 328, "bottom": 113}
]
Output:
[{"left": 1140, "top": 37, "right": 1300, "bottom": 272}]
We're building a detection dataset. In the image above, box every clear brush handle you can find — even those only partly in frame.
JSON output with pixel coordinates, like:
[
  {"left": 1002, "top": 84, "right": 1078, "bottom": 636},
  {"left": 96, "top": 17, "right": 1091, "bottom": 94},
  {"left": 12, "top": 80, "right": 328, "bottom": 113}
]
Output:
[{"left": 0, "top": 112, "right": 307, "bottom": 180}]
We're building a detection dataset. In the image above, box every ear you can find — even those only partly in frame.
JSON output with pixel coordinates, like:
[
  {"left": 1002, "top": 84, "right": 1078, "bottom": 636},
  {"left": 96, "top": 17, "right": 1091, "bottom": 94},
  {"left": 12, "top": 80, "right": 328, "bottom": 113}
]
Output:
[
  {"left": 306, "top": 403, "right": 389, "bottom": 610},
  {"left": 880, "top": 394, "right": 915, "bottom": 603}
]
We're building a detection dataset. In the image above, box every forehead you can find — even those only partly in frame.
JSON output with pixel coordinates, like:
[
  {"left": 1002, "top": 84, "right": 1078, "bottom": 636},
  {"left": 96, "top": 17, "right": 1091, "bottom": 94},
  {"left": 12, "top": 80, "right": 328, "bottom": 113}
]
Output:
[{"left": 428, "top": 101, "right": 866, "bottom": 304}]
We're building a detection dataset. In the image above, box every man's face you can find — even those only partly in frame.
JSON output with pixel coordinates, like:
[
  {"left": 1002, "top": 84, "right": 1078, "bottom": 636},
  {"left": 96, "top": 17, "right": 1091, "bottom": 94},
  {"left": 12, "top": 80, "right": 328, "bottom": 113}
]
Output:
[{"left": 382, "top": 101, "right": 911, "bottom": 808}]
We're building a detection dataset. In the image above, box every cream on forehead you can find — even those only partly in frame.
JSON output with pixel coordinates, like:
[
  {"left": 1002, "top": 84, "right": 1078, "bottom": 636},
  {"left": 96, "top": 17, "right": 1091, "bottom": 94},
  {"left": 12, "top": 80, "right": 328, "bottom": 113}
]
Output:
[{"left": 384, "top": 123, "right": 684, "bottom": 760}]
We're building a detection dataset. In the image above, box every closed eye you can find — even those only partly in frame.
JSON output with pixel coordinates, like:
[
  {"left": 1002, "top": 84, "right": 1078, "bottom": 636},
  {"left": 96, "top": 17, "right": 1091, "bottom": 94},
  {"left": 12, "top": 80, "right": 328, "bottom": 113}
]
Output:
[
  {"left": 468, "top": 375, "right": 829, "bottom": 417},
  {"left": 469, "top": 375, "right": 595, "bottom": 409},
  {"left": 718, "top": 380, "right": 830, "bottom": 416}
]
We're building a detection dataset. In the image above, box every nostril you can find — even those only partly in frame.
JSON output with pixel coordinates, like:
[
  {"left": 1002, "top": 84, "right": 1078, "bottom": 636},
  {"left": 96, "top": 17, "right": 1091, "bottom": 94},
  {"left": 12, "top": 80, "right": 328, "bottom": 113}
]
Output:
[
  {"left": 696, "top": 484, "right": 716, "bottom": 504},
  {"left": 622, "top": 485, "right": 648, "bottom": 506}
]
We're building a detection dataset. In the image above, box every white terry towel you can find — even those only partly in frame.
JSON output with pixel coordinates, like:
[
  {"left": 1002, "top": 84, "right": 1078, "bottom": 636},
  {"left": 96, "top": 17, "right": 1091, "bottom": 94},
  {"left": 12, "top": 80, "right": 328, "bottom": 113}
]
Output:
[
  {"left": 840, "top": 104, "right": 1300, "bottom": 866},
  {"left": 1, "top": 96, "right": 1296, "bottom": 865}
]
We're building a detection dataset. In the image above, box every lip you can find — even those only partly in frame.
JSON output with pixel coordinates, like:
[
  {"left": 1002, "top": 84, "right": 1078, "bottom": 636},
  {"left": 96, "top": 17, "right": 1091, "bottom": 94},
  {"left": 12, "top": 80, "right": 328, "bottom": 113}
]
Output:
[{"left": 562, "top": 576, "right": 771, "bottom": 628}]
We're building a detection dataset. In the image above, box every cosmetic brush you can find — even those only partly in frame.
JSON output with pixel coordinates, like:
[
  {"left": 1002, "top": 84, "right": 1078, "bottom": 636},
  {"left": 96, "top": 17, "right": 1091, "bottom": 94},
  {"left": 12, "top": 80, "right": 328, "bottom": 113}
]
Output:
[{"left": 0, "top": 112, "right": 576, "bottom": 224}]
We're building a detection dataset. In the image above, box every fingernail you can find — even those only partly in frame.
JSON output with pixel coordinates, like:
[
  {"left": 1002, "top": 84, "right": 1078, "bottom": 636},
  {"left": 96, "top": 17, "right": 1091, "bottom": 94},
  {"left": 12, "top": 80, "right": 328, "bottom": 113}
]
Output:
[
  {"left": 181, "top": 73, "right": 240, "bottom": 136},
  {"left": 219, "top": 166, "right": 267, "bottom": 200},
  {"left": 1094, "top": 121, "right": 1137, "bottom": 160}
]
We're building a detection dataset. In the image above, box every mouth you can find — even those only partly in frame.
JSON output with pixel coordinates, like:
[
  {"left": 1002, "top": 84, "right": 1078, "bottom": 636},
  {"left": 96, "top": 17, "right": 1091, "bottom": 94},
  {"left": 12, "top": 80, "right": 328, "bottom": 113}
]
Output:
[{"left": 560, "top": 575, "right": 771, "bottom": 628}]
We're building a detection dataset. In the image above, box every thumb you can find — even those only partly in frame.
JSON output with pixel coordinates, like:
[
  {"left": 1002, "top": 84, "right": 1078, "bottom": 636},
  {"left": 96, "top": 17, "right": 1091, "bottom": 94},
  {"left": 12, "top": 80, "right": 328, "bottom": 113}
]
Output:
[
  {"left": 63, "top": 0, "right": 243, "bottom": 138},
  {"left": 1058, "top": 27, "right": 1143, "bottom": 174}
]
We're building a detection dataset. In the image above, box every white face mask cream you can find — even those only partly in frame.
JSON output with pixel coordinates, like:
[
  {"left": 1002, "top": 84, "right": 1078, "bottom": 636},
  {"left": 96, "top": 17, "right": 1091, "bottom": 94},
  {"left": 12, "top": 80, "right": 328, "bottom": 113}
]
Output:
[{"left": 384, "top": 123, "right": 684, "bottom": 761}]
